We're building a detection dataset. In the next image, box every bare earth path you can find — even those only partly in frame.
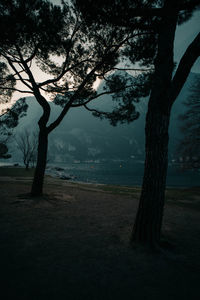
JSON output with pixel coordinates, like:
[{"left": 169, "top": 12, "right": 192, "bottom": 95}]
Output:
[{"left": 0, "top": 175, "right": 200, "bottom": 300}]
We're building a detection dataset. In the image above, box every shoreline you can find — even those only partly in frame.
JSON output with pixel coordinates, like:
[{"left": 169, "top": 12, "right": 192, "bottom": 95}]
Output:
[{"left": 0, "top": 165, "right": 200, "bottom": 190}]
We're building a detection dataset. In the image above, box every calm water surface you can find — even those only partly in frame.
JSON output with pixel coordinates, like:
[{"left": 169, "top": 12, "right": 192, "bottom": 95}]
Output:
[
  {"left": 47, "top": 161, "right": 200, "bottom": 187},
  {"left": 1, "top": 160, "right": 199, "bottom": 187}
]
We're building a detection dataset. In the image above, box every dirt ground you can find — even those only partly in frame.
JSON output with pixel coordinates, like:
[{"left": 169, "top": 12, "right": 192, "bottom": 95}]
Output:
[{"left": 0, "top": 175, "right": 200, "bottom": 300}]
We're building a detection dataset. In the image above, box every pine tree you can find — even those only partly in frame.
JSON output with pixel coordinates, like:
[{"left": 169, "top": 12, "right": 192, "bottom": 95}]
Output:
[
  {"left": 76, "top": 0, "right": 200, "bottom": 247},
  {"left": 0, "top": 0, "right": 151, "bottom": 196}
]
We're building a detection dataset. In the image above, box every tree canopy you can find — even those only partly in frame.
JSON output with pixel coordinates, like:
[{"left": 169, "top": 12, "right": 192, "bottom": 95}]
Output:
[
  {"left": 75, "top": 0, "right": 200, "bottom": 26},
  {"left": 0, "top": 0, "right": 152, "bottom": 125},
  {"left": 0, "top": 0, "right": 154, "bottom": 195}
]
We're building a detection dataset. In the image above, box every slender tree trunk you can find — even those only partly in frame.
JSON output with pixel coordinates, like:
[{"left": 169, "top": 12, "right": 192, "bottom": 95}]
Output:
[
  {"left": 131, "top": 106, "right": 171, "bottom": 246},
  {"left": 131, "top": 0, "right": 178, "bottom": 247},
  {"left": 31, "top": 127, "right": 48, "bottom": 196}
]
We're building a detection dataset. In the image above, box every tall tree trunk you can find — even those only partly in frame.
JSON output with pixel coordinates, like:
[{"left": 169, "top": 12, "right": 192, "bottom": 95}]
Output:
[
  {"left": 131, "top": 106, "right": 171, "bottom": 246},
  {"left": 31, "top": 127, "right": 48, "bottom": 197},
  {"left": 131, "top": 0, "right": 178, "bottom": 247}
]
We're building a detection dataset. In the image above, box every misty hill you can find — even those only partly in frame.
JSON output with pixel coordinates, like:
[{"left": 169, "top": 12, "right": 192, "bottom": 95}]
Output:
[{"left": 6, "top": 72, "right": 200, "bottom": 163}]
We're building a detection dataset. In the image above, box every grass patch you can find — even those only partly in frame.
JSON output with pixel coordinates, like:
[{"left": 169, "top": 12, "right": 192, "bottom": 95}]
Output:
[
  {"left": 165, "top": 187, "right": 200, "bottom": 200},
  {"left": 96, "top": 184, "right": 141, "bottom": 197},
  {"left": 0, "top": 167, "right": 35, "bottom": 177},
  {"left": 165, "top": 187, "right": 200, "bottom": 211},
  {"left": 64, "top": 181, "right": 141, "bottom": 197},
  {"left": 77, "top": 184, "right": 200, "bottom": 211},
  {"left": 1, "top": 166, "right": 200, "bottom": 211}
]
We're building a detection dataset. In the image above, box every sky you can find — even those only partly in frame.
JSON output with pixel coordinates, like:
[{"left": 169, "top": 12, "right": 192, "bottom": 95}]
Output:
[
  {"left": 174, "top": 9, "right": 200, "bottom": 73},
  {"left": 51, "top": 0, "right": 200, "bottom": 73},
  {"left": 51, "top": 0, "right": 200, "bottom": 74},
  {"left": 1, "top": 1, "right": 200, "bottom": 109}
]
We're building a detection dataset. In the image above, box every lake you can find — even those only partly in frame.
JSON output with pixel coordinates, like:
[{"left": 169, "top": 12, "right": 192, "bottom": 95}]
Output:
[
  {"left": 1, "top": 160, "right": 199, "bottom": 187},
  {"left": 46, "top": 161, "right": 200, "bottom": 187}
]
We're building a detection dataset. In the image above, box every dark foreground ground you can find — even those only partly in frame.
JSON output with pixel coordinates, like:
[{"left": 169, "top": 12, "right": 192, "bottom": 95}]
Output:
[{"left": 0, "top": 169, "right": 200, "bottom": 300}]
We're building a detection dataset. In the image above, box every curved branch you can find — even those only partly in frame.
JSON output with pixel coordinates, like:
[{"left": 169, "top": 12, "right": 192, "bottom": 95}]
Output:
[
  {"left": 170, "top": 32, "right": 200, "bottom": 104},
  {"left": 71, "top": 84, "right": 135, "bottom": 107},
  {"left": 38, "top": 59, "right": 95, "bottom": 88},
  {"left": 83, "top": 104, "right": 109, "bottom": 117}
]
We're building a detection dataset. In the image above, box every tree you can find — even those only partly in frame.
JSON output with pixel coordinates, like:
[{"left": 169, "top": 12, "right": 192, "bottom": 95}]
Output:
[
  {"left": 131, "top": 0, "right": 199, "bottom": 248},
  {"left": 15, "top": 129, "right": 38, "bottom": 169},
  {"left": 0, "top": 52, "right": 19, "bottom": 158},
  {"left": 0, "top": 120, "right": 11, "bottom": 159},
  {"left": 0, "top": 97, "right": 28, "bottom": 158},
  {"left": 0, "top": 143, "right": 11, "bottom": 159},
  {"left": 76, "top": 0, "right": 200, "bottom": 247},
  {"left": 0, "top": 61, "right": 16, "bottom": 105},
  {"left": 176, "top": 77, "right": 200, "bottom": 170},
  {"left": 0, "top": 0, "right": 150, "bottom": 196}
]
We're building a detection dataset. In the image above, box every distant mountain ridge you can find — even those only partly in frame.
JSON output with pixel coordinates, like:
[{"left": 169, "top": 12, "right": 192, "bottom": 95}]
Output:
[{"left": 6, "top": 72, "right": 200, "bottom": 163}]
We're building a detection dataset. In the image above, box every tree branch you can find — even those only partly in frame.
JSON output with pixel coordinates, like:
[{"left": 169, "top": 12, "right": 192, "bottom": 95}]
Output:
[
  {"left": 47, "top": 64, "right": 104, "bottom": 133},
  {"left": 71, "top": 84, "right": 135, "bottom": 107},
  {"left": 112, "top": 67, "right": 153, "bottom": 72},
  {"left": 15, "top": 45, "right": 51, "bottom": 125},
  {"left": 25, "top": 45, "right": 38, "bottom": 64},
  {"left": 86, "top": 0, "right": 199, "bottom": 18},
  {"left": 47, "top": 33, "right": 135, "bottom": 133},
  {"left": 83, "top": 104, "right": 109, "bottom": 117},
  {"left": 38, "top": 59, "right": 95, "bottom": 87},
  {"left": 170, "top": 32, "right": 200, "bottom": 104},
  {"left": 39, "top": 30, "right": 147, "bottom": 89},
  {"left": 0, "top": 86, "right": 33, "bottom": 94},
  {"left": 1, "top": 53, "right": 33, "bottom": 91},
  {"left": 123, "top": 3, "right": 200, "bottom": 17}
]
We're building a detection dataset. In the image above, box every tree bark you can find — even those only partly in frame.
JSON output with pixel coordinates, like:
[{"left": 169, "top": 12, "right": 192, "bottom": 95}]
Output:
[
  {"left": 131, "top": 0, "right": 178, "bottom": 247},
  {"left": 31, "top": 127, "right": 48, "bottom": 197},
  {"left": 29, "top": 92, "right": 50, "bottom": 197},
  {"left": 131, "top": 107, "right": 171, "bottom": 246}
]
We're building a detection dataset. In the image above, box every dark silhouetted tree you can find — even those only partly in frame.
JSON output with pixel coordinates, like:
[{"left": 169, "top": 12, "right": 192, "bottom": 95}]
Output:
[
  {"left": 0, "top": 143, "right": 10, "bottom": 158},
  {"left": 76, "top": 0, "right": 200, "bottom": 247},
  {"left": 0, "top": 97, "right": 28, "bottom": 159},
  {"left": 0, "top": 62, "right": 16, "bottom": 105},
  {"left": 0, "top": 0, "right": 151, "bottom": 196},
  {"left": 15, "top": 129, "right": 38, "bottom": 169}
]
